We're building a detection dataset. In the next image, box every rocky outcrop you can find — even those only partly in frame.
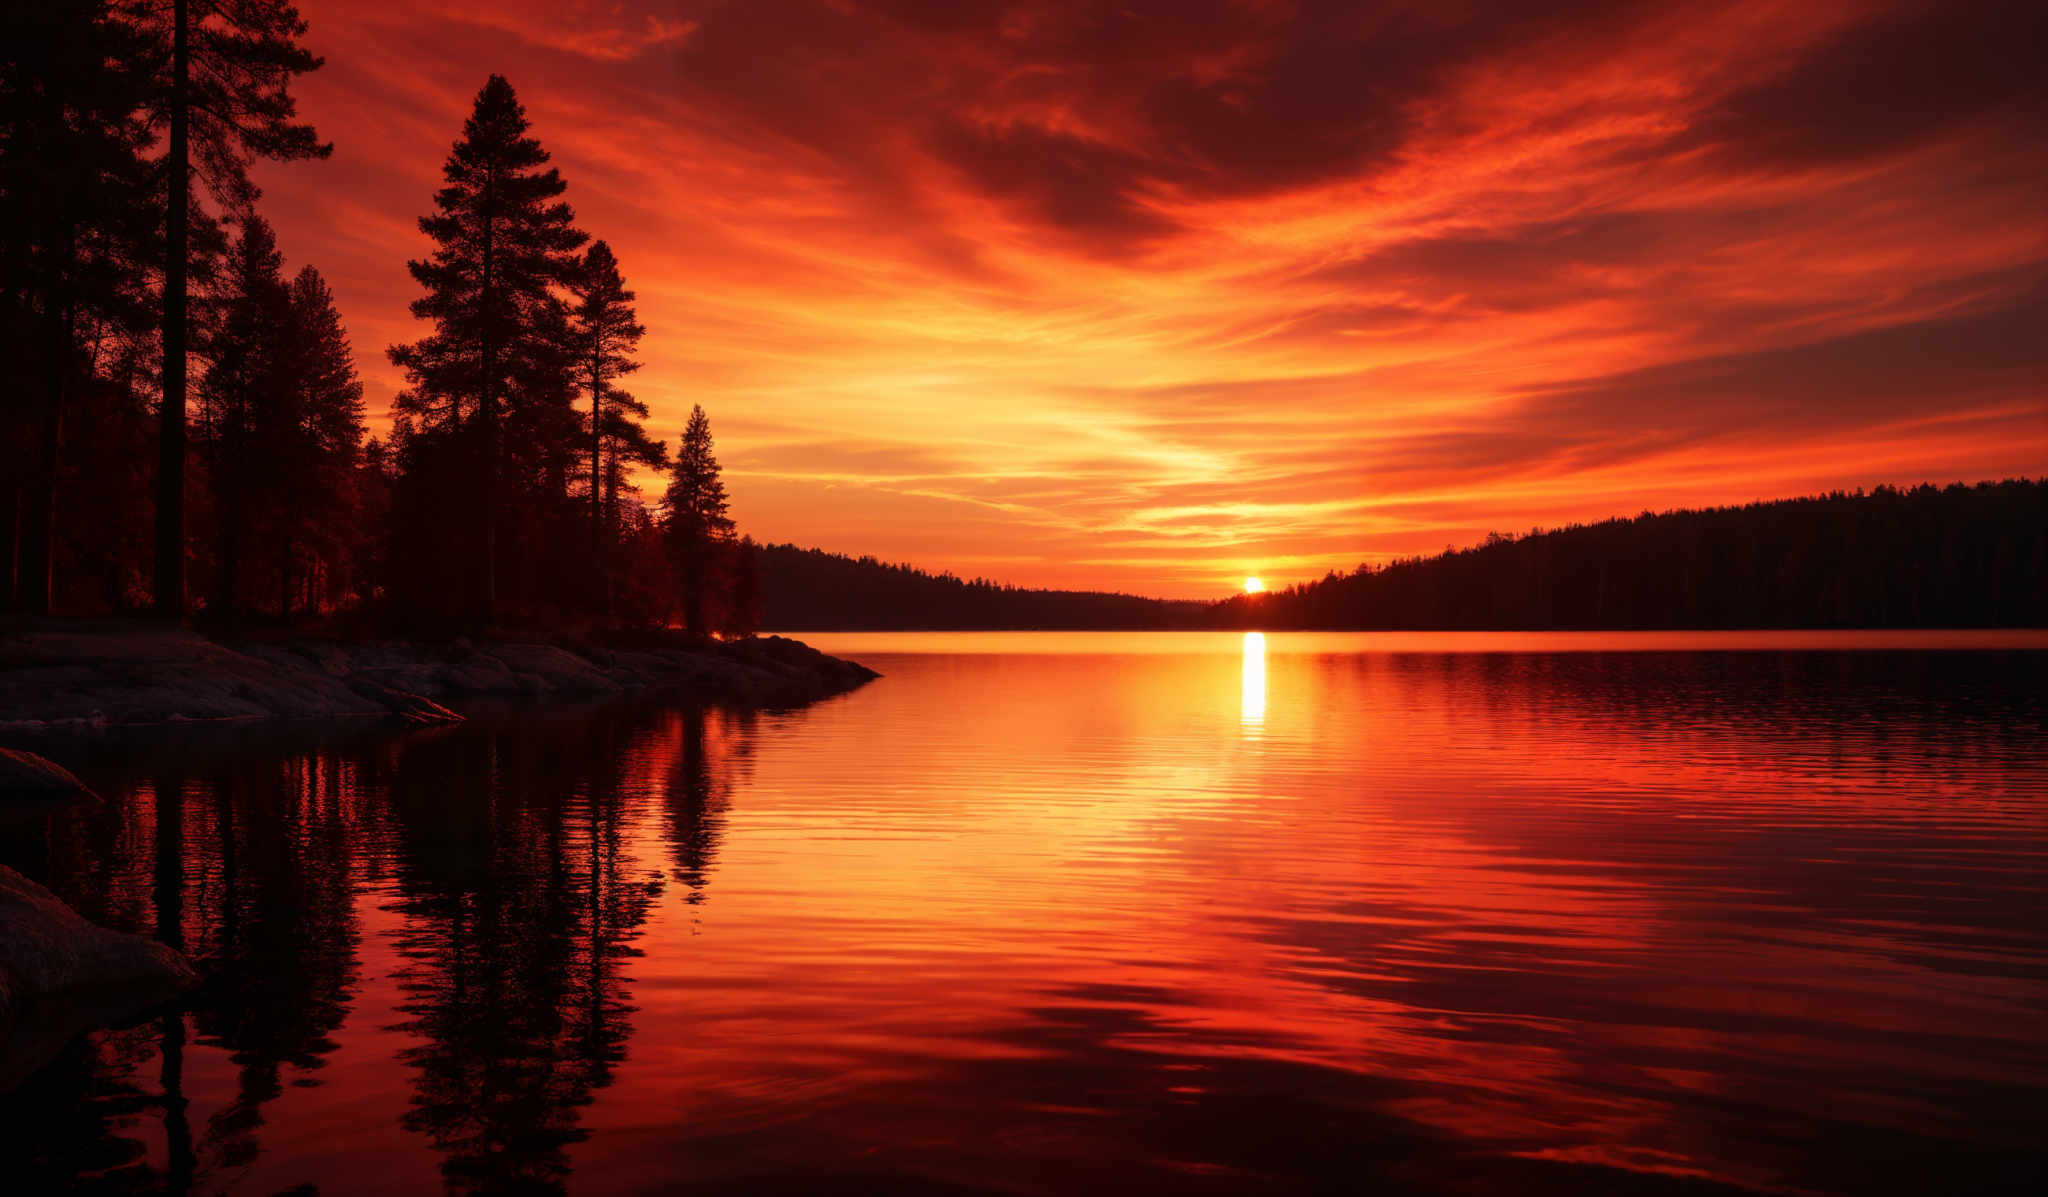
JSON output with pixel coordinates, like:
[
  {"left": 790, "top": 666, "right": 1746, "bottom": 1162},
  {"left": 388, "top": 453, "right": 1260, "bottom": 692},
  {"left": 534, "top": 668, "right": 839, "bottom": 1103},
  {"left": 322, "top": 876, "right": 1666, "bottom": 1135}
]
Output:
[
  {"left": 1, "top": 866, "right": 198, "bottom": 1090},
  {"left": 0, "top": 622, "right": 401, "bottom": 726},
  {"left": 0, "top": 620, "right": 877, "bottom": 728},
  {"left": 0, "top": 748, "right": 99, "bottom": 808}
]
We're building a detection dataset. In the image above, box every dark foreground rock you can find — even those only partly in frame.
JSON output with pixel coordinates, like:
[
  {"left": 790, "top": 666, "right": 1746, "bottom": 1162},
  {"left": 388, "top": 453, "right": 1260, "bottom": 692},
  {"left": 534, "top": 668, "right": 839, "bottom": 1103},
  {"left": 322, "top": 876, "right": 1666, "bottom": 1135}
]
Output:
[
  {"left": 1, "top": 866, "right": 198, "bottom": 1091},
  {"left": 0, "top": 620, "right": 877, "bottom": 728},
  {"left": 0, "top": 748, "right": 100, "bottom": 808}
]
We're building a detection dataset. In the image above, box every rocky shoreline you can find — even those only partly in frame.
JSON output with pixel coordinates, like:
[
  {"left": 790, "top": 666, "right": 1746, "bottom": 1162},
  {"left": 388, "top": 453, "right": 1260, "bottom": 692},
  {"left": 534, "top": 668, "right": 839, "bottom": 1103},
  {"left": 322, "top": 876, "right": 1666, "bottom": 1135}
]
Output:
[
  {"left": 0, "top": 619, "right": 878, "bottom": 728},
  {"left": 0, "top": 624, "right": 877, "bottom": 1091}
]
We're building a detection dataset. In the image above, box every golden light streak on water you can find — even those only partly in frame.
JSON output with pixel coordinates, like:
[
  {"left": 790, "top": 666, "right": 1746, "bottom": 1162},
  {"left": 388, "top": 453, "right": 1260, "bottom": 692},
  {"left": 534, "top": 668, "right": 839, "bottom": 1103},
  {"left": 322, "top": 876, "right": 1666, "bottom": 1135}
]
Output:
[{"left": 1240, "top": 631, "right": 1266, "bottom": 731}]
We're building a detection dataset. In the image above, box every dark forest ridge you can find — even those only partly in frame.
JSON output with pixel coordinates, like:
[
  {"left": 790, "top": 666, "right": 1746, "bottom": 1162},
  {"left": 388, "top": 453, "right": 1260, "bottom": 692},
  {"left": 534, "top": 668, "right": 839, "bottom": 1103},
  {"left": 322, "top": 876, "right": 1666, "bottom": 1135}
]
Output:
[
  {"left": 757, "top": 543, "right": 1209, "bottom": 630},
  {"left": 761, "top": 481, "right": 2047, "bottom": 631}
]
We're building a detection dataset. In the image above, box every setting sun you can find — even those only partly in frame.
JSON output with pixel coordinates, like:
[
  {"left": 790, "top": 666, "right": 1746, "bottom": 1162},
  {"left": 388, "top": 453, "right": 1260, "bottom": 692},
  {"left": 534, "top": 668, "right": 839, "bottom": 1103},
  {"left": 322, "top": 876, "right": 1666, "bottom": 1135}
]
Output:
[{"left": 1244, "top": 577, "right": 1265, "bottom": 594}]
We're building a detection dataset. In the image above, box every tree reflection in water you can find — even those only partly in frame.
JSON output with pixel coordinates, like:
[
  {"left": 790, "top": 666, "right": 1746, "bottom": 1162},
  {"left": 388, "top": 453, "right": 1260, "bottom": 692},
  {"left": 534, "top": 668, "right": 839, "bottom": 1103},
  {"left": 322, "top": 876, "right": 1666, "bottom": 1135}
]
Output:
[
  {"left": 4, "top": 643, "right": 2039, "bottom": 1196},
  {"left": 0, "top": 704, "right": 751, "bottom": 1195}
]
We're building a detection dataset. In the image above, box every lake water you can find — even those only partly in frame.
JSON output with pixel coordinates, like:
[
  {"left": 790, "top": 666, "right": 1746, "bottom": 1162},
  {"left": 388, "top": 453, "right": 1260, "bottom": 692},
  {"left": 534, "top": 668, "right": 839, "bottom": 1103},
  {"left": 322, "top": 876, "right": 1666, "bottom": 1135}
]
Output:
[{"left": 3, "top": 631, "right": 2046, "bottom": 1194}]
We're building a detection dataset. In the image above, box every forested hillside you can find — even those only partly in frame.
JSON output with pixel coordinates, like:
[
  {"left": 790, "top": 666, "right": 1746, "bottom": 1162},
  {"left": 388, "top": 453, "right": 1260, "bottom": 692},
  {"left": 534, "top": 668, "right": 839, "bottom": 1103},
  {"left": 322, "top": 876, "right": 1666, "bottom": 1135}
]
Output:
[
  {"left": 1215, "top": 481, "right": 2046, "bottom": 630},
  {"left": 756, "top": 544, "right": 1205, "bottom": 630},
  {"left": 759, "top": 482, "right": 2045, "bottom": 631}
]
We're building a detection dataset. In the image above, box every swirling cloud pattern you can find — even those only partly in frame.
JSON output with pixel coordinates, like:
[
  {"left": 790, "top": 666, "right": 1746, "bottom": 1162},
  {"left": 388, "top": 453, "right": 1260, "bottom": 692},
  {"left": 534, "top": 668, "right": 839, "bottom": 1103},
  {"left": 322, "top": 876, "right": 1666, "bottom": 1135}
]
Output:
[{"left": 256, "top": 1, "right": 2048, "bottom": 595}]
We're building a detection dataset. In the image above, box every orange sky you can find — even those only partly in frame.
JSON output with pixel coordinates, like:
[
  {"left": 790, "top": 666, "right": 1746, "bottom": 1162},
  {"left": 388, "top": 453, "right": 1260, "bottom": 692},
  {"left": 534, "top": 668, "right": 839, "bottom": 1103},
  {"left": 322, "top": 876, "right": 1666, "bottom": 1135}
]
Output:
[{"left": 251, "top": 0, "right": 2047, "bottom": 598}]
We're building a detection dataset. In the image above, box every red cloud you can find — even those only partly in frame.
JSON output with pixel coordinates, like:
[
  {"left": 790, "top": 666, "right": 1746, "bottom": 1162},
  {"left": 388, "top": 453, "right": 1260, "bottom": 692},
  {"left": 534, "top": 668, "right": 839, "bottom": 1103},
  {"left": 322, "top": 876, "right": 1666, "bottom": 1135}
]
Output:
[{"left": 253, "top": 0, "right": 2048, "bottom": 596}]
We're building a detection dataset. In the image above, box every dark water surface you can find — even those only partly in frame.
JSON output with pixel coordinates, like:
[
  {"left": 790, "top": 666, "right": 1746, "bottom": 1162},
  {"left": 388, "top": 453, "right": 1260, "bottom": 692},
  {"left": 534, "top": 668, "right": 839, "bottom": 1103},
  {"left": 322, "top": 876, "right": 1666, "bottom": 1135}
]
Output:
[{"left": 3, "top": 632, "right": 2045, "bottom": 1195}]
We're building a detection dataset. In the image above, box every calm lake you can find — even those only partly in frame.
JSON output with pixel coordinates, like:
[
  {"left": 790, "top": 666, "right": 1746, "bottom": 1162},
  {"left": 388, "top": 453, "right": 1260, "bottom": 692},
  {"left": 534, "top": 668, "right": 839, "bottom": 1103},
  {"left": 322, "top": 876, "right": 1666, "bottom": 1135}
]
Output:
[{"left": 4, "top": 631, "right": 2046, "bottom": 1194}]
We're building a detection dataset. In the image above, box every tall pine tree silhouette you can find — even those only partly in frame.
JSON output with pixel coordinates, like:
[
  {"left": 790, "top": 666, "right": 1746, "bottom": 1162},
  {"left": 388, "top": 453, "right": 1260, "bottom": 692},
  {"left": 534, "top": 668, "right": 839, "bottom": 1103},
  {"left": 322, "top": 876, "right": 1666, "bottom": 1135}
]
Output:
[
  {"left": 389, "top": 75, "right": 587, "bottom": 623},
  {"left": 198, "top": 216, "right": 290, "bottom": 619},
  {"left": 569, "top": 240, "right": 659, "bottom": 615},
  {"left": 136, "top": 0, "right": 329, "bottom": 615},
  {"left": 276, "top": 265, "right": 365, "bottom": 614},
  {"left": 662, "top": 406, "right": 734, "bottom": 635},
  {"left": 0, "top": 0, "right": 158, "bottom": 613}
]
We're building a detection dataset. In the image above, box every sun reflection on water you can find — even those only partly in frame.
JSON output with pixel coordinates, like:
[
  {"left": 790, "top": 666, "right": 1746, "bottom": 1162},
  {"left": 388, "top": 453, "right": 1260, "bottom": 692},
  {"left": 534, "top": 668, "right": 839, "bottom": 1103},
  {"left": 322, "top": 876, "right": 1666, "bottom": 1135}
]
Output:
[{"left": 1241, "top": 631, "right": 1266, "bottom": 731}]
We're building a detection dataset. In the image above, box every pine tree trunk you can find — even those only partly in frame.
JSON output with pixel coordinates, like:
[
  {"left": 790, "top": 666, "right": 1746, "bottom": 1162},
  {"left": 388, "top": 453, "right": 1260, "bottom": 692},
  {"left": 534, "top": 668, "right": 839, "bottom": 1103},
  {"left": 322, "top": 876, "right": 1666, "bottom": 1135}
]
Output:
[
  {"left": 477, "top": 177, "right": 497, "bottom": 626},
  {"left": 21, "top": 268, "right": 73, "bottom": 616},
  {"left": 684, "top": 535, "right": 705, "bottom": 636},
  {"left": 18, "top": 475, "right": 53, "bottom": 617},
  {"left": 21, "top": 370, "right": 61, "bottom": 615},
  {"left": 603, "top": 442, "right": 619, "bottom": 621},
  {"left": 280, "top": 532, "right": 294, "bottom": 619},
  {"left": 218, "top": 519, "right": 238, "bottom": 622},
  {"left": 480, "top": 400, "right": 497, "bottom": 625},
  {"left": 1, "top": 478, "right": 19, "bottom": 610},
  {"left": 154, "top": 0, "right": 190, "bottom": 616},
  {"left": 589, "top": 351, "right": 603, "bottom": 557}
]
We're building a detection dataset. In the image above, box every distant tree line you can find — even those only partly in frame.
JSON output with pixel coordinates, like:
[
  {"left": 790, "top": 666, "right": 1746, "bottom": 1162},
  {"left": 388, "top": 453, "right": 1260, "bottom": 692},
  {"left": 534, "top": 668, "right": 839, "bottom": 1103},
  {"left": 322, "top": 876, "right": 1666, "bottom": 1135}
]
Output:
[
  {"left": 755, "top": 544, "right": 1207, "bottom": 630},
  {"left": 754, "top": 482, "right": 2046, "bottom": 631},
  {"left": 1215, "top": 481, "right": 2047, "bottom": 630},
  {"left": 1, "top": 3, "right": 756, "bottom": 637}
]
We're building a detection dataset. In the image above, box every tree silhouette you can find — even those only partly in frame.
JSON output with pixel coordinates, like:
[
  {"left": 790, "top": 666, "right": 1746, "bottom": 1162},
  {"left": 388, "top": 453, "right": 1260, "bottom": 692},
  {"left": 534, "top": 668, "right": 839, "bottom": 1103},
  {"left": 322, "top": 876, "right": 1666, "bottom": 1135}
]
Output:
[
  {"left": 722, "top": 536, "right": 765, "bottom": 637},
  {"left": 192, "top": 221, "right": 365, "bottom": 621},
  {"left": 751, "top": 542, "right": 1204, "bottom": 630},
  {"left": 0, "top": 0, "right": 158, "bottom": 614},
  {"left": 609, "top": 500, "right": 675, "bottom": 628},
  {"left": 198, "top": 216, "right": 291, "bottom": 619},
  {"left": 274, "top": 265, "right": 366, "bottom": 613},
  {"left": 568, "top": 240, "right": 660, "bottom": 613},
  {"left": 133, "top": 0, "right": 329, "bottom": 616},
  {"left": 4, "top": 32, "right": 774, "bottom": 632},
  {"left": 380, "top": 714, "right": 665, "bottom": 1194},
  {"left": 389, "top": 74, "right": 587, "bottom": 624},
  {"left": 661, "top": 405, "right": 734, "bottom": 635},
  {"left": 597, "top": 409, "right": 666, "bottom": 601}
]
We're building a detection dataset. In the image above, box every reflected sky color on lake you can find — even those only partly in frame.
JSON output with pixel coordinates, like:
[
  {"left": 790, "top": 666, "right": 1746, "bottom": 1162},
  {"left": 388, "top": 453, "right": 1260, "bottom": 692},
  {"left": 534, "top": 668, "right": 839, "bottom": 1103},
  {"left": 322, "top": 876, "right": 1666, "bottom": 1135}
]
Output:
[{"left": 2, "top": 632, "right": 2045, "bottom": 1194}]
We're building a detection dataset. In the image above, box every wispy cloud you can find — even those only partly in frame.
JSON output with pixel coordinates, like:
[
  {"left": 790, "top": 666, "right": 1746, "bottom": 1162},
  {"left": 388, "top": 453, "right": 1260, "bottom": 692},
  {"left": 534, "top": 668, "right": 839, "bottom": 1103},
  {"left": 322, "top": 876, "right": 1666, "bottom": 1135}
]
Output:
[{"left": 259, "top": 0, "right": 2048, "bottom": 596}]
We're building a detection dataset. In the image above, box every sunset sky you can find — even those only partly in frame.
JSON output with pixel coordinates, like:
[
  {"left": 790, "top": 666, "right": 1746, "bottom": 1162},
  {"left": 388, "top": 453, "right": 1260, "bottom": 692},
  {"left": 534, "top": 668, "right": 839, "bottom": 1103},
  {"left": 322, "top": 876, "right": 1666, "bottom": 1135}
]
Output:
[{"left": 252, "top": 0, "right": 2046, "bottom": 597}]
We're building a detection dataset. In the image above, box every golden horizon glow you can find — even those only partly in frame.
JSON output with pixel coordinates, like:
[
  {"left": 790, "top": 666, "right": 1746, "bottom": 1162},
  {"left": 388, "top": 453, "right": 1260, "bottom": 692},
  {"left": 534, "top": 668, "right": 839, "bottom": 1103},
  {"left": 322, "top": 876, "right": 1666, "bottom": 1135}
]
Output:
[
  {"left": 1244, "top": 577, "right": 1265, "bottom": 595},
  {"left": 251, "top": 2, "right": 2048, "bottom": 598}
]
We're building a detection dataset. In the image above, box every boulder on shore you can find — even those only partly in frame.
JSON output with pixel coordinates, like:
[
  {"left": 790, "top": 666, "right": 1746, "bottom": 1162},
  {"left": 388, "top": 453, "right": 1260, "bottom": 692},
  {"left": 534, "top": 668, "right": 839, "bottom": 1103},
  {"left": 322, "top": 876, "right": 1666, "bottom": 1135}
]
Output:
[
  {"left": 0, "top": 748, "right": 100, "bottom": 809},
  {"left": 0, "top": 865, "right": 199, "bottom": 1091}
]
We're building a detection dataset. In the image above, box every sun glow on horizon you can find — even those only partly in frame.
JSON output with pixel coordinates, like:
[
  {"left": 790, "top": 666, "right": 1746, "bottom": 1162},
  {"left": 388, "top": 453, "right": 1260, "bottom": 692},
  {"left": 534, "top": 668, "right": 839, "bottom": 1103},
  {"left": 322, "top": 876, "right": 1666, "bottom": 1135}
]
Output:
[
  {"left": 248, "top": 1, "right": 2048, "bottom": 598},
  {"left": 1244, "top": 577, "right": 1265, "bottom": 594}
]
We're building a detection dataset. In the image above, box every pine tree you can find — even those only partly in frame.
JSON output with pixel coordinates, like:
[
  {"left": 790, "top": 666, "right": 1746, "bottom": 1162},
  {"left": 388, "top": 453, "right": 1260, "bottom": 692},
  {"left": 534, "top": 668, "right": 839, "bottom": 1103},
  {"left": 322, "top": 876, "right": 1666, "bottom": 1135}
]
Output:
[
  {"left": 569, "top": 240, "right": 666, "bottom": 619},
  {"left": 0, "top": 0, "right": 159, "bottom": 613},
  {"left": 661, "top": 405, "right": 734, "bottom": 635},
  {"left": 611, "top": 500, "right": 672, "bottom": 629},
  {"left": 568, "top": 242, "right": 651, "bottom": 550},
  {"left": 502, "top": 292, "right": 589, "bottom": 608},
  {"left": 197, "top": 216, "right": 290, "bottom": 618},
  {"left": 722, "top": 537, "right": 764, "bottom": 638},
  {"left": 389, "top": 74, "right": 587, "bottom": 623},
  {"left": 276, "top": 265, "right": 365, "bottom": 613},
  {"left": 600, "top": 409, "right": 667, "bottom": 544},
  {"left": 134, "top": 0, "right": 330, "bottom": 615}
]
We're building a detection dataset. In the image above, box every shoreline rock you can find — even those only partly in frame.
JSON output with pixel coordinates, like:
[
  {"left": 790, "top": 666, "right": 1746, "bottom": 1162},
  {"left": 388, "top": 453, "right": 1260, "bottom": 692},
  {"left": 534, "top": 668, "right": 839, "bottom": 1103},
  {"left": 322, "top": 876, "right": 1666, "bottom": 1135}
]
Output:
[
  {"left": 0, "top": 619, "right": 878, "bottom": 728},
  {"left": 1, "top": 865, "right": 199, "bottom": 1091},
  {"left": 0, "top": 748, "right": 101, "bottom": 809}
]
